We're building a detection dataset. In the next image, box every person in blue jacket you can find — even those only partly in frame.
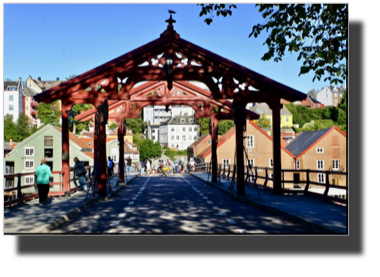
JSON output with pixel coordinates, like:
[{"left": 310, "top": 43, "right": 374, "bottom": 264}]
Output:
[
  {"left": 36, "top": 158, "right": 51, "bottom": 205},
  {"left": 71, "top": 157, "right": 88, "bottom": 191}
]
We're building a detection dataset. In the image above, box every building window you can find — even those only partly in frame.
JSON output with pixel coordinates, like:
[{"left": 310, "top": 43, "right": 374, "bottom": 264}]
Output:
[
  {"left": 194, "top": 127, "right": 198, "bottom": 132},
  {"left": 180, "top": 119, "right": 185, "bottom": 123},
  {"left": 25, "top": 160, "right": 34, "bottom": 169},
  {"left": 189, "top": 136, "right": 192, "bottom": 140},
  {"left": 25, "top": 176, "right": 35, "bottom": 185},
  {"left": 182, "top": 135, "right": 186, "bottom": 141},
  {"left": 247, "top": 159, "right": 254, "bottom": 167},
  {"left": 44, "top": 149, "right": 53, "bottom": 158},
  {"left": 87, "top": 141, "right": 91, "bottom": 146},
  {"left": 326, "top": 94, "right": 328, "bottom": 98},
  {"left": 269, "top": 173, "right": 273, "bottom": 183},
  {"left": 295, "top": 160, "right": 300, "bottom": 169},
  {"left": 189, "top": 127, "right": 192, "bottom": 132},
  {"left": 152, "top": 136, "right": 155, "bottom": 140},
  {"left": 316, "top": 147, "right": 324, "bottom": 153},
  {"left": 25, "top": 147, "right": 34, "bottom": 157},
  {"left": 152, "top": 129, "right": 155, "bottom": 133},
  {"left": 189, "top": 119, "right": 194, "bottom": 123},
  {"left": 317, "top": 160, "right": 324, "bottom": 169},
  {"left": 112, "top": 155, "right": 117, "bottom": 162},
  {"left": 267, "top": 116, "right": 272, "bottom": 122},
  {"left": 208, "top": 139, "right": 211, "bottom": 144},
  {"left": 183, "top": 127, "right": 186, "bottom": 132},
  {"left": 222, "top": 159, "right": 230, "bottom": 166},
  {"left": 9, "top": 95, "right": 13, "bottom": 101},
  {"left": 171, "top": 128, "right": 174, "bottom": 132},
  {"left": 44, "top": 136, "right": 53, "bottom": 147},
  {"left": 317, "top": 104, "right": 320, "bottom": 107},
  {"left": 9, "top": 104, "right": 14, "bottom": 111},
  {"left": 318, "top": 173, "right": 325, "bottom": 183},
  {"left": 286, "top": 117, "right": 289, "bottom": 122},
  {"left": 176, "top": 135, "right": 179, "bottom": 140},
  {"left": 332, "top": 136, "right": 339, "bottom": 146},
  {"left": 333, "top": 160, "right": 340, "bottom": 170},
  {"left": 269, "top": 158, "right": 273, "bottom": 167},
  {"left": 246, "top": 135, "right": 254, "bottom": 148}
]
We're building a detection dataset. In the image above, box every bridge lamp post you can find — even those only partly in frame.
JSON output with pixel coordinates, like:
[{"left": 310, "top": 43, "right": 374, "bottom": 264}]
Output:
[{"left": 165, "top": 54, "right": 173, "bottom": 90}]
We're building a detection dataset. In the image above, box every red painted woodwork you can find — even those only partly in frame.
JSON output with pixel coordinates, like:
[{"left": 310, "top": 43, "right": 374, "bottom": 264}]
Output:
[{"left": 33, "top": 15, "right": 306, "bottom": 197}]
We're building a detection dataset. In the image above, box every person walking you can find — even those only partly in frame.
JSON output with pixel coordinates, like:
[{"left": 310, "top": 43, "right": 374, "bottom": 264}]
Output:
[
  {"left": 107, "top": 156, "right": 114, "bottom": 179},
  {"left": 71, "top": 157, "right": 88, "bottom": 192},
  {"left": 174, "top": 159, "right": 179, "bottom": 174},
  {"left": 125, "top": 156, "right": 132, "bottom": 175},
  {"left": 141, "top": 160, "right": 145, "bottom": 176},
  {"left": 36, "top": 158, "right": 51, "bottom": 206},
  {"left": 146, "top": 159, "right": 151, "bottom": 176}
]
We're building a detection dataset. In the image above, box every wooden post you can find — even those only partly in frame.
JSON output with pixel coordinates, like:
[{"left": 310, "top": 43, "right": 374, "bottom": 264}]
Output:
[
  {"left": 235, "top": 105, "right": 245, "bottom": 196},
  {"left": 269, "top": 97, "right": 282, "bottom": 195},
  {"left": 61, "top": 102, "right": 71, "bottom": 196},
  {"left": 17, "top": 174, "right": 22, "bottom": 199},
  {"left": 97, "top": 105, "right": 107, "bottom": 197},
  {"left": 211, "top": 117, "right": 218, "bottom": 183},
  {"left": 118, "top": 116, "right": 125, "bottom": 183}
]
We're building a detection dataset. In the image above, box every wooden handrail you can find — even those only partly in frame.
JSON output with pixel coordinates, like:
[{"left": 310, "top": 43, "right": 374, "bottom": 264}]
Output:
[
  {"left": 204, "top": 163, "right": 347, "bottom": 204},
  {"left": 4, "top": 166, "right": 94, "bottom": 208}
]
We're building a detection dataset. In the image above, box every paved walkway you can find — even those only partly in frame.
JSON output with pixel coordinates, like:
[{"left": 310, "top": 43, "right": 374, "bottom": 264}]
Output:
[
  {"left": 4, "top": 172, "right": 347, "bottom": 234},
  {"left": 190, "top": 173, "right": 347, "bottom": 234},
  {"left": 3, "top": 173, "right": 138, "bottom": 234}
]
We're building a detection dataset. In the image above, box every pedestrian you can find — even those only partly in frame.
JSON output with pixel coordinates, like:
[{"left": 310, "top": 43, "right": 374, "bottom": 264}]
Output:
[
  {"left": 136, "top": 162, "right": 140, "bottom": 176},
  {"left": 126, "top": 156, "right": 132, "bottom": 175},
  {"left": 141, "top": 160, "right": 145, "bottom": 176},
  {"left": 107, "top": 156, "right": 114, "bottom": 179},
  {"left": 174, "top": 159, "right": 179, "bottom": 174},
  {"left": 71, "top": 157, "right": 88, "bottom": 192},
  {"left": 36, "top": 158, "right": 51, "bottom": 206},
  {"left": 146, "top": 159, "right": 151, "bottom": 176}
]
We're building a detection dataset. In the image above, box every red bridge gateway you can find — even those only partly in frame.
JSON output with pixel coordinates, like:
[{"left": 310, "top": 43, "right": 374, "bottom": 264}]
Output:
[{"left": 33, "top": 15, "right": 306, "bottom": 197}]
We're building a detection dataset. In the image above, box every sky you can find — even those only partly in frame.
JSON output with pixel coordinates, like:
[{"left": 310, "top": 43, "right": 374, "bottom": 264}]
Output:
[{"left": 3, "top": 3, "right": 345, "bottom": 94}]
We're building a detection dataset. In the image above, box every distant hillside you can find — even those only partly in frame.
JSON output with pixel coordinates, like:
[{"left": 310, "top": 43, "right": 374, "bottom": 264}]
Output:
[{"left": 285, "top": 102, "right": 346, "bottom": 132}]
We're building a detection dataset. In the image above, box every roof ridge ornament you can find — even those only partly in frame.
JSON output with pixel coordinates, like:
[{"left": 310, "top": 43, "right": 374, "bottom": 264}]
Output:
[{"left": 160, "top": 12, "right": 180, "bottom": 39}]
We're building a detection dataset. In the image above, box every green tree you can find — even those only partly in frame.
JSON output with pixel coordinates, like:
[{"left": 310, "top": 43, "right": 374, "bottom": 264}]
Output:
[
  {"left": 4, "top": 113, "right": 38, "bottom": 142},
  {"left": 65, "top": 75, "right": 94, "bottom": 134},
  {"left": 108, "top": 121, "right": 119, "bottom": 130},
  {"left": 199, "top": 4, "right": 347, "bottom": 85},
  {"left": 138, "top": 139, "right": 162, "bottom": 161},
  {"left": 37, "top": 101, "right": 62, "bottom": 127},
  {"left": 254, "top": 114, "right": 271, "bottom": 129},
  {"left": 4, "top": 114, "right": 17, "bottom": 142},
  {"left": 217, "top": 120, "right": 234, "bottom": 135}
]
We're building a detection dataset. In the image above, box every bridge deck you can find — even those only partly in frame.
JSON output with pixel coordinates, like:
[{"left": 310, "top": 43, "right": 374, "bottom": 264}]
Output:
[
  {"left": 3, "top": 172, "right": 346, "bottom": 234},
  {"left": 191, "top": 172, "right": 347, "bottom": 234}
]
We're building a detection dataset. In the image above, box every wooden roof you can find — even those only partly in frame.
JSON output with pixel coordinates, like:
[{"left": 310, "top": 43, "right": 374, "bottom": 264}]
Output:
[{"left": 34, "top": 16, "right": 307, "bottom": 105}]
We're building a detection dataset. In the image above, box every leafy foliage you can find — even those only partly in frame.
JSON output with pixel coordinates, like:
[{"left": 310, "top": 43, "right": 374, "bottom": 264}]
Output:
[
  {"left": 70, "top": 103, "right": 93, "bottom": 134},
  {"left": 165, "top": 149, "right": 188, "bottom": 161},
  {"left": 197, "top": 118, "right": 235, "bottom": 136},
  {"left": 37, "top": 101, "right": 62, "bottom": 127},
  {"left": 198, "top": 4, "right": 347, "bottom": 85},
  {"left": 137, "top": 139, "right": 162, "bottom": 161},
  {"left": 4, "top": 113, "right": 38, "bottom": 142},
  {"left": 285, "top": 100, "right": 346, "bottom": 132},
  {"left": 253, "top": 114, "right": 272, "bottom": 129}
]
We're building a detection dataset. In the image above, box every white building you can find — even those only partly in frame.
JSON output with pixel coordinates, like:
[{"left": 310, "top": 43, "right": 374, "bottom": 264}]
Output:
[
  {"left": 158, "top": 115, "right": 200, "bottom": 150},
  {"left": 307, "top": 84, "right": 346, "bottom": 107},
  {"left": 4, "top": 78, "right": 24, "bottom": 122},
  {"left": 145, "top": 122, "right": 160, "bottom": 143},
  {"left": 143, "top": 105, "right": 195, "bottom": 124}
]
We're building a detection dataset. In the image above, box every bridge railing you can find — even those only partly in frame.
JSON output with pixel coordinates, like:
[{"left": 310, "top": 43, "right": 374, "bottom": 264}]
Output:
[
  {"left": 194, "top": 163, "right": 347, "bottom": 205},
  {"left": 4, "top": 166, "right": 94, "bottom": 208}
]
